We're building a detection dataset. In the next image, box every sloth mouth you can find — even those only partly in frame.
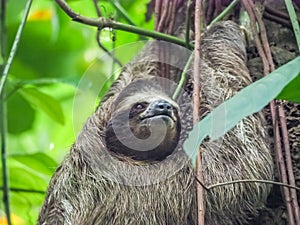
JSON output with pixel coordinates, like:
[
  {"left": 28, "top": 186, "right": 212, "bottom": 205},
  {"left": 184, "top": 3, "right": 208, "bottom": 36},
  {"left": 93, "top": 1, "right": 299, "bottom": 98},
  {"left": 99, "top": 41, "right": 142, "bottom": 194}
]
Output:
[
  {"left": 140, "top": 113, "right": 176, "bottom": 129},
  {"left": 142, "top": 113, "right": 175, "bottom": 123}
]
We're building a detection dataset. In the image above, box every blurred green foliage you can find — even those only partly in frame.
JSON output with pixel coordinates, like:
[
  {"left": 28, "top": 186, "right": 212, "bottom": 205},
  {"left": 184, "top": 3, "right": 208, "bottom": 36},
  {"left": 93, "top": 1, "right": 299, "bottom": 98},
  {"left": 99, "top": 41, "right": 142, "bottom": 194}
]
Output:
[{"left": 0, "top": 0, "right": 153, "bottom": 224}]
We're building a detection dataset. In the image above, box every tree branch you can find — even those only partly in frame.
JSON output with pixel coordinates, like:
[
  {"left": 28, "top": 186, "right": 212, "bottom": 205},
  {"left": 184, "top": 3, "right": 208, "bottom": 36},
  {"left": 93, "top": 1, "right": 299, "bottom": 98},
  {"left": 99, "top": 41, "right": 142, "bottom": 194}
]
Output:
[
  {"left": 0, "top": 186, "right": 46, "bottom": 194},
  {"left": 55, "top": 0, "right": 192, "bottom": 48},
  {"left": 207, "top": 179, "right": 300, "bottom": 191},
  {"left": 194, "top": 0, "right": 205, "bottom": 224}
]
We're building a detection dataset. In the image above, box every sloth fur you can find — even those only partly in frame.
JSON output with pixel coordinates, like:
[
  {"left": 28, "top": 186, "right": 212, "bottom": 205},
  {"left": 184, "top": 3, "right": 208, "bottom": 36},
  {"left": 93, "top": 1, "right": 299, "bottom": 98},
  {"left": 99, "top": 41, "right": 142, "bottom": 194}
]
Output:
[{"left": 38, "top": 21, "right": 273, "bottom": 225}]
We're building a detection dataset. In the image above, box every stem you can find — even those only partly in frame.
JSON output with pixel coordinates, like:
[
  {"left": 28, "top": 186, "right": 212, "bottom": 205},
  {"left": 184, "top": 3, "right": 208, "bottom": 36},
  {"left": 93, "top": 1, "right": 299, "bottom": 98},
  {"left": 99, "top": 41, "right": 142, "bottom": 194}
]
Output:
[
  {"left": 0, "top": 0, "right": 33, "bottom": 96},
  {"left": 108, "top": 0, "right": 136, "bottom": 26},
  {"left": 0, "top": 0, "right": 10, "bottom": 224},
  {"left": 274, "top": 112, "right": 295, "bottom": 225},
  {"left": 92, "top": 0, "right": 101, "bottom": 17},
  {"left": 0, "top": 93, "right": 11, "bottom": 225},
  {"left": 0, "top": 0, "right": 5, "bottom": 65},
  {"left": 278, "top": 104, "right": 300, "bottom": 224},
  {"left": 194, "top": 0, "right": 205, "bottom": 224},
  {"left": 92, "top": 0, "right": 123, "bottom": 68},
  {"left": 284, "top": 0, "right": 300, "bottom": 51},
  {"left": 0, "top": 186, "right": 45, "bottom": 194},
  {"left": 55, "top": 0, "right": 193, "bottom": 48},
  {"left": 172, "top": 53, "right": 193, "bottom": 100},
  {"left": 185, "top": 0, "right": 192, "bottom": 48},
  {"left": 207, "top": 179, "right": 300, "bottom": 191},
  {"left": 208, "top": 0, "right": 240, "bottom": 27}
]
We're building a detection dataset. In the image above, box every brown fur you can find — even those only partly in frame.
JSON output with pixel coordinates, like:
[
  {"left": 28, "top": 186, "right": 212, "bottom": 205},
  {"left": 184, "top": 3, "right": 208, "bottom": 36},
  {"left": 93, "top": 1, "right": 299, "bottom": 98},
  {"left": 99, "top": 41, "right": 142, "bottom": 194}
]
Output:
[{"left": 38, "top": 21, "right": 273, "bottom": 225}]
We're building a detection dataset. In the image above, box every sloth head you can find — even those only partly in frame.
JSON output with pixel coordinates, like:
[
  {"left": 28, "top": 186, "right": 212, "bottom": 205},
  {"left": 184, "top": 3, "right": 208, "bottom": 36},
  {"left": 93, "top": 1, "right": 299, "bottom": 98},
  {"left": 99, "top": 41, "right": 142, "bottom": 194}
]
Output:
[{"left": 105, "top": 77, "right": 181, "bottom": 162}]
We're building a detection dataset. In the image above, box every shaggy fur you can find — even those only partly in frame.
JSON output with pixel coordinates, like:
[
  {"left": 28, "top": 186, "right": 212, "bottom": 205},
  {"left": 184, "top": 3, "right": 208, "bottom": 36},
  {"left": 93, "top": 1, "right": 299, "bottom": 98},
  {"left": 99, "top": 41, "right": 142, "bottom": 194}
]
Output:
[
  {"left": 38, "top": 21, "right": 273, "bottom": 225},
  {"left": 199, "top": 22, "right": 274, "bottom": 225}
]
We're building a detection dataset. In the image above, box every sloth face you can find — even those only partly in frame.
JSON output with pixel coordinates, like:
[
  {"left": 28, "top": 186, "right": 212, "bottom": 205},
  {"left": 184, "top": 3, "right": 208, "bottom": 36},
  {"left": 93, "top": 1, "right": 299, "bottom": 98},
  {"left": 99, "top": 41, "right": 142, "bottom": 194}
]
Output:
[{"left": 105, "top": 80, "right": 181, "bottom": 161}]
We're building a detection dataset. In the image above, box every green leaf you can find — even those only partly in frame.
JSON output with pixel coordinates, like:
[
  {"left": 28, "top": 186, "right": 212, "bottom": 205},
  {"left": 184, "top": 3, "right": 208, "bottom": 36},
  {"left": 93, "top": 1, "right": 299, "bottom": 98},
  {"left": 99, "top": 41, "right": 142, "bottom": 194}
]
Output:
[
  {"left": 184, "top": 56, "right": 300, "bottom": 165},
  {"left": 276, "top": 73, "right": 300, "bottom": 103},
  {"left": 10, "top": 152, "right": 58, "bottom": 176},
  {"left": 19, "top": 86, "right": 65, "bottom": 125},
  {"left": 0, "top": 166, "right": 49, "bottom": 190},
  {"left": 7, "top": 92, "right": 35, "bottom": 134}
]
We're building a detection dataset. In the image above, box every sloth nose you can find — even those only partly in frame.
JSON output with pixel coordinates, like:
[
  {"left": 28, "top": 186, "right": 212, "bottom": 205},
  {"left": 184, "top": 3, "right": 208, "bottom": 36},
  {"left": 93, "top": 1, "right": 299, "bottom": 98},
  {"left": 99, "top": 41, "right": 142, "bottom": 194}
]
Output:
[{"left": 152, "top": 100, "right": 173, "bottom": 114}]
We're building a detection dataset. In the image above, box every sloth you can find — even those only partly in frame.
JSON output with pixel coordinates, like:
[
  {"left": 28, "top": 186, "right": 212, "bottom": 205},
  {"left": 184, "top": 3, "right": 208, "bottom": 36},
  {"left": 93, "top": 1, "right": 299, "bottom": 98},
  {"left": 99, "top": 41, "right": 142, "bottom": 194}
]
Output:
[
  {"left": 38, "top": 21, "right": 273, "bottom": 225},
  {"left": 37, "top": 75, "right": 196, "bottom": 225}
]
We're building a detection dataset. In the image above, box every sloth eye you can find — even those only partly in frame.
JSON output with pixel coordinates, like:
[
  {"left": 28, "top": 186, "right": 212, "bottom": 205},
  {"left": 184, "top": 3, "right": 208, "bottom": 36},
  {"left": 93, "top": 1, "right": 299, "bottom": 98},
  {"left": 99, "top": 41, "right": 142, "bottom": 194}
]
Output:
[{"left": 134, "top": 102, "right": 147, "bottom": 110}]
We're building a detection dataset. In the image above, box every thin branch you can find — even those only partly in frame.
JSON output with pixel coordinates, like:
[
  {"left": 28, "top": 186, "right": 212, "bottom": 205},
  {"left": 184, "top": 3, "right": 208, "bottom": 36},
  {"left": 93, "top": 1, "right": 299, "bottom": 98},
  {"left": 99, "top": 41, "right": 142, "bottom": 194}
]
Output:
[
  {"left": 96, "top": 29, "right": 123, "bottom": 68},
  {"left": 0, "top": 186, "right": 46, "bottom": 194},
  {"left": 263, "top": 12, "right": 292, "bottom": 28},
  {"left": 194, "top": 0, "right": 205, "bottom": 224},
  {"left": 194, "top": 176, "right": 209, "bottom": 191},
  {"left": 208, "top": 0, "right": 240, "bottom": 27},
  {"left": 249, "top": 0, "right": 274, "bottom": 71},
  {"left": 92, "top": 0, "right": 102, "bottom": 17},
  {"left": 55, "top": 0, "right": 192, "bottom": 48},
  {"left": 274, "top": 115, "right": 295, "bottom": 225},
  {"left": 185, "top": 0, "right": 192, "bottom": 48},
  {"left": 0, "top": 91, "right": 10, "bottom": 225},
  {"left": 241, "top": 0, "right": 269, "bottom": 74},
  {"left": 172, "top": 53, "right": 193, "bottom": 100},
  {"left": 278, "top": 103, "right": 300, "bottom": 224},
  {"left": 108, "top": 0, "right": 136, "bottom": 26},
  {"left": 0, "top": 0, "right": 5, "bottom": 66},
  {"left": 207, "top": 179, "right": 300, "bottom": 191},
  {"left": 0, "top": 0, "right": 32, "bottom": 95},
  {"left": 92, "top": 0, "right": 123, "bottom": 68}
]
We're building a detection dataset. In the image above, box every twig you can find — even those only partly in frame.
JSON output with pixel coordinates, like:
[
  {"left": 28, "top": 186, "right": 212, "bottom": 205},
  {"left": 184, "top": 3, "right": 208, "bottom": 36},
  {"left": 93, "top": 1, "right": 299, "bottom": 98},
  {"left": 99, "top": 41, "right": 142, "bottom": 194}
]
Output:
[
  {"left": 274, "top": 114, "right": 295, "bottom": 225},
  {"left": 249, "top": 0, "right": 274, "bottom": 71},
  {"left": 108, "top": 0, "right": 136, "bottom": 26},
  {"left": 194, "top": 176, "right": 209, "bottom": 191},
  {"left": 92, "top": 0, "right": 101, "bottom": 17},
  {"left": 278, "top": 103, "right": 300, "bottom": 225},
  {"left": 172, "top": 53, "right": 193, "bottom": 100},
  {"left": 0, "top": 186, "right": 46, "bottom": 194},
  {"left": 207, "top": 179, "right": 300, "bottom": 191},
  {"left": 241, "top": 0, "right": 269, "bottom": 74},
  {"left": 263, "top": 11, "right": 292, "bottom": 28},
  {"left": 208, "top": 0, "right": 240, "bottom": 27},
  {"left": 265, "top": 5, "right": 291, "bottom": 21},
  {"left": 185, "top": 0, "right": 192, "bottom": 48},
  {"left": 0, "top": 0, "right": 32, "bottom": 95},
  {"left": 96, "top": 30, "right": 122, "bottom": 68},
  {"left": 0, "top": 0, "right": 5, "bottom": 65},
  {"left": 92, "top": 1, "right": 123, "bottom": 68},
  {"left": 194, "top": 0, "right": 205, "bottom": 224},
  {"left": 0, "top": 1, "right": 32, "bottom": 225},
  {"left": 55, "top": 0, "right": 192, "bottom": 48}
]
